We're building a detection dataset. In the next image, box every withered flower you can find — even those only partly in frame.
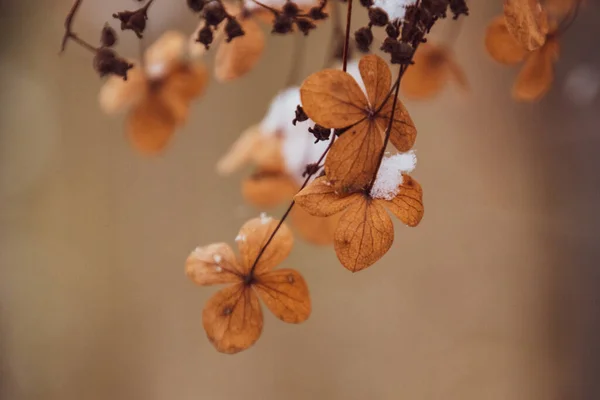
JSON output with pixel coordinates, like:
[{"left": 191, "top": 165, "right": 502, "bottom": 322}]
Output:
[
  {"left": 401, "top": 42, "right": 468, "bottom": 100},
  {"left": 503, "top": 0, "right": 550, "bottom": 51},
  {"left": 485, "top": 15, "right": 559, "bottom": 102},
  {"left": 295, "top": 152, "right": 424, "bottom": 272},
  {"left": 186, "top": 217, "right": 310, "bottom": 354},
  {"left": 300, "top": 54, "right": 417, "bottom": 193},
  {"left": 99, "top": 31, "right": 208, "bottom": 154},
  {"left": 217, "top": 87, "right": 338, "bottom": 245}
]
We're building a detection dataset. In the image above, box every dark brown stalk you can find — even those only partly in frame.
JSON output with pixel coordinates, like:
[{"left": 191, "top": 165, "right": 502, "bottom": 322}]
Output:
[
  {"left": 60, "top": 0, "right": 98, "bottom": 54},
  {"left": 342, "top": 0, "right": 353, "bottom": 72}
]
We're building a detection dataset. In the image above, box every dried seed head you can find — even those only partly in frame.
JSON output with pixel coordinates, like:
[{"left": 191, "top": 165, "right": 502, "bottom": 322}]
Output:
[
  {"left": 385, "top": 21, "right": 400, "bottom": 39},
  {"left": 449, "top": 0, "right": 468, "bottom": 19},
  {"left": 100, "top": 24, "right": 117, "bottom": 47},
  {"left": 187, "top": 0, "right": 206, "bottom": 12},
  {"left": 368, "top": 7, "right": 389, "bottom": 26},
  {"left": 360, "top": 0, "right": 374, "bottom": 7},
  {"left": 93, "top": 48, "right": 134, "bottom": 80},
  {"left": 272, "top": 14, "right": 293, "bottom": 34},
  {"left": 283, "top": 1, "right": 300, "bottom": 17},
  {"left": 308, "top": 124, "right": 331, "bottom": 142},
  {"left": 203, "top": 0, "right": 227, "bottom": 26},
  {"left": 308, "top": 6, "right": 328, "bottom": 20},
  {"left": 292, "top": 105, "right": 309, "bottom": 126},
  {"left": 296, "top": 18, "right": 316, "bottom": 36},
  {"left": 196, "top": 25, "right": 214, "bottom": 49},
  {"left": 380, "top": 38, "right": 414, "bottom": 65},
  {"left": 421, "top": 0, "right": 449, "bottom": 18},
  {"left": 112, "top": 9, "right": 147, "bottom": 38},
  {"left": 225, "top": 17, "right": 245, "bottom": 42},
  {"left": 354, "top": 26, "right": 374, "bottom": 52}
]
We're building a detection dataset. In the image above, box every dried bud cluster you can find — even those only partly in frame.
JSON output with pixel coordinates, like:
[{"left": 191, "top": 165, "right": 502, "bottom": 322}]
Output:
[
  {"left": 189, "top": 0, "right": 245, "bottom": 49},
  {"left": 112, "top": 4, "right": 149, "bottom": 39},
  {"left": 269, "top": 0, "right": 328, "bottom": 36},
  {"left": 93, "top": 48, "right": 133, "bottom": 80}
]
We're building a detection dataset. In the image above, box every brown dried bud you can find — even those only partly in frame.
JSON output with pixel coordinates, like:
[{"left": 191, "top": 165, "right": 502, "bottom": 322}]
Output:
[
  {"left": 112, "top": 9, "right": 147, "bottom": 38},
  {"left": 272, "top": 14, "right": 293, "bottom": 34},
  {"left": 196, "top": 25, "right": 214, "bottom": 49},
  {"left": 292, "top": 105, "right": 308, "bottom": 125},
  {"left": 385, "top": 21, "right": 400, "bottom": 39},
  {"left": 225, "top": 17, "right": 245, "bottom": 42},
  {"left": 100, "top": 24, "right": 117, "bottom": 47},
  {"left": 308, "top": 6, "right": 328, "bottom": 20},
  {"left": 308, "top": 124, "right": 331, "bottom": 142},
  {"left": 354, "top": 26, "right": 373, "bottom": 52},
  {"left": 283, "top": 1, "right": 300, "bottom": 17},
  {"left": 359, "top": 0, "right": 374, "bottom": 7},
  {"left": 187, "top": 0, "right": 205, "bottom": 12},
  {"left": 422, "top": 0, "right": 449, "bottom": 18},
  {"left": 203, "top": 0, "right": 227, "bottom": 26},
  {"left": 93, "top": 48, "right": 134, "bottom": 80},
  {"left": 368, "top": 7, "right": 389, "bottom": 27},
  {"left": 296, "top": 18, "right": 316, "bottom": 35},
  {"left": 449, "top": 0, "right": 468, "bottom": 19},
  {"left": 302, "top": 162, "right": 321, "bottom": 177},
  {"left": 380, "top": 38, "right": 414, "bottom": 65}
]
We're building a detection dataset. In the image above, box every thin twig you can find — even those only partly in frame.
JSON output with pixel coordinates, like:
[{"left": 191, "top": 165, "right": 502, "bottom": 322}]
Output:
[
  {"left": 342, "top": 0, "right": 353, "bottom": 72},
  {"left": 60, "top": 0, "right": 97, "bottom": 54}
]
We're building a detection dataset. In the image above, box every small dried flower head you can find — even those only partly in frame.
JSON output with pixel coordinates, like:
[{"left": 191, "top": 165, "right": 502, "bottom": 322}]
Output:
[
  {"left": 283, "top": 1, "right": 300, "bottom": 17},
  {"left": 273, "top": 14, "right": 294, "bottom": 34},
  {"left": 381, "top": 38, "right": 414, "bottom": 65},
  {"left": 385, "top": 21, "right": 400, "bottom": 39},
  {"left": 368, "top": 7, "right": 390, "bottom": 26},
  {"left": 503, "top": 0, "right": 549, "bottom": 51},
  {"left": 187, "top": 0, "right": 206, "bottom": 12},
  {"left": 112, "top": 8, "right": 147, "bottom": 38},
  {"left": 360, "top": 0, "right": 374, "bottom": 7},
  {"left": 292, "top": 105, "right": 309, "bottom": 125},
  {"left": 93, "top": 48, "right": 133, "bottom": 80},
  {"left": 225, "top": 17, "right": 245, "bottom": 42},
  {"left": 308, "top": 6, "right": 328, "bottom": 20},
  {"left": 355, "top": 26, "right": 374, "bottom": 52},
  {"left": 296, "top": 18, "right": 316, "bottom": 35},
  {"left": 449, "top": 0, "right": 469, "bottom": 18},
  {"left": 308, "top": 124, "right": 331, "bottom": 142},
  {"left": 196, "top": 25, "right": 214, "bottom": 49},
  {"left": 100, "top": 24, "right": 117, "bottom": 47},
  {"left": 203, "top": 0, "right": 228, "bottom": 26}
]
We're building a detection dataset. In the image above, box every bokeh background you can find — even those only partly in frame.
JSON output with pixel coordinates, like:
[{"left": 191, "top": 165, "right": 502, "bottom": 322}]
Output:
[{"left": 1, "top": 1, "right": 599, "bottom": 399}]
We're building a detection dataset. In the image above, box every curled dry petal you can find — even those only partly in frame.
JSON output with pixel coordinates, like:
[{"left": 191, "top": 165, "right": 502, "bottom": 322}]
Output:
[
  {"left": 325, "top": 121, "right": 382, "bottom": 193},
  {"left": 503, "top": 0, "right": 549, "bottom": 51},
  {"left": 253, "top": 269, "right": 311, "bottom": 323},
  {"left": 376, "top": 97, "right": 417, "bottom": 152},
  {"left": 513, "top": 37, "right": 559, "bottom": 101},
  {"left": 242, "top": 173, "right": 299, "bottom": 208},
  {"left": 359, "top": 54, "right": 392, "bottom": 107},
  {"left": 251, "top": 137, "right": 286, "bottom": 172},
  {"left": 98, "top": 66, "right": 147, "bottom": 114},
  {"left": 334, "top": 196, "right": 394, "bottom": 272},
  {"left": 215, "top": 17, "right": 265, "bottom": 82},
  {"left": 290, "top": 206, "right": 339, "bottom": 245},
  {"left": 126, "top": 96, "right": 177, "bottom": 155},
  {"left": 485, "top": 16, "right": 528, "bottom": 65},
  {"left": 377, "top": 174, "right": 424, "bottom": 227},
  {"left": 144, "top": 31, "right": 188, "bottom": 78},
  {"left": 186, "top": 243, "right": 244, "bottom": 285},
  {"left": 217, "top": 125, "right": 263, "bottom": 175},
  {"left": 294, "top": 176, "right": 363, "bottom": 217},
  {"left": 202, "top": 283, "right": 263, "bottom": 354},
  {"left": 158, "top": 63, "right": 209, "bottom": 124},
  {"left": 237, "top": 217, "right": 293, "bottom": 275},
  {"left": 300, "top": 69, "right": 368, "bottom": 129}
]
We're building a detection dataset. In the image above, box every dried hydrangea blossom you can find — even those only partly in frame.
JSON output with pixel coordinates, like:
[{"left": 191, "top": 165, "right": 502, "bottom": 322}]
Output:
[
  {"left": 99, "top": 31, "right": 208, "bottom": 154},
  {"left": 186, "top": 217, "right": 310, "bottom": 354},
  {"left": 401, "top": 42, "right": 468, "bottom": 100},
  {"left": 485, "top": 15, "right": 560, "bottom": 102}
]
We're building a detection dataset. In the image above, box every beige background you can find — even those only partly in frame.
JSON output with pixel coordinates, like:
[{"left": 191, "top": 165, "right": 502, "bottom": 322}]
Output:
[{"left": 1, "top": 1, "right": 599, "bottom": 399}]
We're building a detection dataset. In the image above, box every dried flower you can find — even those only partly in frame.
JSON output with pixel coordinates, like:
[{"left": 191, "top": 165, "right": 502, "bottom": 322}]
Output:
[
  {"left": 98, "top": 31, "right": 208, "bottom": 154},
  {"left": 300, "top": 54, "right": 417, "bottom": 193},
  {"left": 485, "top": 15, "right": 560, "bottom": 101},
  {"left": 401, "top": 42, "right": 468, "bottom": 99},
  {"left": 186, "top": 218, "right": 310, "bottom": 353},
  {"left": 503, "top": 0, "right": 549, "bottom": 51}
]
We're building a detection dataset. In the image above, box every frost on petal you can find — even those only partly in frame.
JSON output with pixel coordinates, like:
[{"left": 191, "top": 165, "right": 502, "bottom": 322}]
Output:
[
  {"left": 371, "top": 0, "right": 417, "bottom": 22},
  {"left": 144, "top": 31, "right": 187, "bottom": 79},
  {"left": 370, "top": 151, "right": 417, "bottom": 200}
]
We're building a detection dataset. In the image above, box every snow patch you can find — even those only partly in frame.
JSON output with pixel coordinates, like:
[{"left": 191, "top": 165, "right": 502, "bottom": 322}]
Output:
[
  {"left": 370, "top": 151, "right": 417, "bottom": 200},
  {"left": 372, "top": 0, "right": 417, "bottom": 22}
]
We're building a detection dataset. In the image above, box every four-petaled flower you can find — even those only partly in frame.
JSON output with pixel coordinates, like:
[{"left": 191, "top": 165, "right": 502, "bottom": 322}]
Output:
[{"left": 186, "top": 217, "right": 311, "bottom": 354}]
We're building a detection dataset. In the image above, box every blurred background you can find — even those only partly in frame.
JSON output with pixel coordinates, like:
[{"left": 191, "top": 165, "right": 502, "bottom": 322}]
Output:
[{"left": 1, "top": 1, "right": 599, "bottom": 399}]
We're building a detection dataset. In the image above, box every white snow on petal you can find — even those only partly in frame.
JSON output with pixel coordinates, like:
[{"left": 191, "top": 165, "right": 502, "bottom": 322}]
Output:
[
  {"left": 260, "top": 212, "right": 272, "bottom": 224},
  {"left": 370, "top": 151, "right": 417, "bottom": 200},
  {"left": 191, "top": 246, "right": 202, "bottom": 257},
  {"left": 215, "top": 266, "right": 223, "bottom": 273},
  {"left": 235, "top": 234, "right": 246, "bottom": 242},
  {"left": 213, "top": 254, "right": 223, "bottom": 264},
  {"left": 372, "top": 0, "right": 417, "bottom": 22}
]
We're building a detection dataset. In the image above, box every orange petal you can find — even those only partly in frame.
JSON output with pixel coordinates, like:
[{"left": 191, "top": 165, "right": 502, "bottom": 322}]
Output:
[
  {"left": 98, "top": 65, "right": 147, "bottom": 114},
  {"left": 401, "top": 43, "right": 449, "bottom": 99},
  {"left": 144, "top": 31, "right": 187, "bottom": 78},
  {"left": 504, "top": 0, "right": 549, "bottom": 51},
  {"left": 163, "top": 63, "right": 209, "bottom": 101},
  {"left": 544, "top": 0, "right": 578, "bottom": 17},
  {"left": 237, "top": 217, "right": 293, "bottom": 275},
  {"left": 251, "top": 136, "right": 286, "bottom": 172},
  {"left": 294, "top": 176, "right": 361, "bottom": 217},
  {"left": 358, "top": 54, "right": 392, "bottom": 108},
  {"left": 217, "top": 124, "right": 263, "bottom": 175},
  {"left": 512, "top": 38, "right": 559, "bottom": 102},
  {"left": 300, "top": 69, "right": 368, "bottom": 129},
  {"left": 334, "top": 196, "right": 394, "bottom": 272},
  {"left": 290, "top": 206, "right": 339, "bottom": 245},
  {"left": 202, "top": 283, "right": 263, "bottom": 354},
  {"left": 185, "top": 243, "right": 245, "bottom": 285},
  {"left": 377, "top": 174, "right": 424, "bottom": 227},
  {"left": 126, "top": 96, "right": 177, "bottom": 155},
  {"left": 325, "top": 120, "right": 382, "bottom": 193},
  {"left": 242, "top": 172, "right": 298, "bottom": 208},
  {"left": 215, "top": 17, "right": 265, "bottom": 82},
  {"left": 484, "top": 16, "right": 528, "bottom": 65},
  {"left": 253, "top": 269, "right": 311, "bottom": 323},
  {"left": 376, "top": 97, "right": 417, "bottom": 152}
]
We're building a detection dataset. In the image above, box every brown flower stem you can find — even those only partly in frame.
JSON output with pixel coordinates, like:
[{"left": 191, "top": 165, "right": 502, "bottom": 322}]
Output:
[
  {"left": 247, "top": 135, "right": 336, "bottom": 281},
  {"left": 285, "top": 33, "right": 307, "bottom": 87},
  {"left": 342, "top": 0, "right": 353, "bottom": 72},
  {"left": 60, "top": 0, "right": 99, "bottom": 54}
]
